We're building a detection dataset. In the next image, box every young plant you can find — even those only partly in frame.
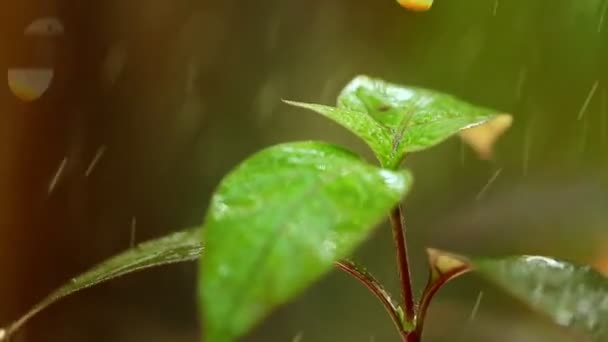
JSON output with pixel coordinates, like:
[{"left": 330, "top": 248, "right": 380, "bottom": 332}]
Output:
[{"left": 3, "top": 75, "right": 607, "bottom": 342}]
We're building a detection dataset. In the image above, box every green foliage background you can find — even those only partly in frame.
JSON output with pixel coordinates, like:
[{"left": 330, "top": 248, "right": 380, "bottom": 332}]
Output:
[{"left": 0, "top": 0, "right": 607, "bottom": 341}]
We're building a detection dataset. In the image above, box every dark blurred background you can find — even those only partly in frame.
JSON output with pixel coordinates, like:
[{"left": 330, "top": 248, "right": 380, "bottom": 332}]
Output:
[{"left": 1, "top": 0, "right": 607, "bottom": 341}]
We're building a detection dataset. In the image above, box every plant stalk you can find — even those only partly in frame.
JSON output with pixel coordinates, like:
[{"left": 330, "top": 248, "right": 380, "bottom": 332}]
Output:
[
  {"left": 335, "top": 261, "right": 405, "bottom": 337},
  {"left": 414, "top": 265, "right": 471, "bottom": 339},
  {"left": 389, "top": 205, "right": 416, "bottom": 326}
]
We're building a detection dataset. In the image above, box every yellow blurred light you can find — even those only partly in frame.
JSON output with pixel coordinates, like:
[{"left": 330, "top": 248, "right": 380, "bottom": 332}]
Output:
[
  {"left": 397, "top": 0, "right": 434, "bottom": 11},
  {"left": 7, "top": 68, "right": 54, "bottom": 102}
]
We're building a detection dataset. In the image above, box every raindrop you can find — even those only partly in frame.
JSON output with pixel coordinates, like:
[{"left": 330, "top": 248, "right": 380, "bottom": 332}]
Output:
[
  {"left": 24, "top": 17, "right": 64, "bottom": 36},
  {"left": 579, "top": 113, "right": 589, "bottom": 153},
  {"left": 254, "top": 79, "right": 280, "bottom": 124},
  {"left": 475, "top": 168, "right": 502, "bottom": 201},
  {"left": 515, "top": 67, "right": 527, "bottom": 102},
  {"left": 601, "top": 87, "right": 607, "bottom": 144},
  {"left": 0, "top": 329, "right": 5, "bottom": 340},
  {"left": 460, "top": 139, "right": 466, "bottom": 167},
  {"left": 8, "top": 68, "right": 54, "bottom": 102},
  {"left": 48, "top": 157, "right": 68, "bottom": 194},
  {"left": 292, "top": 332, "right": 303, "bottom": 342},
  {"left": 101, "top": 42, "right": 127, "bottom": 89},
  {"left": 523, "top": 119, "right": 534, "bottom": 176},
  {"left": 130, "top": 217, "right": 137, "bottom": 248},
  {"left": 493, "top": 0, "right": 499, "bottom": 16},
  {"left": 266, "top": 15, "right": 282, "bottom": 52},
  {"left": 469, "top": 291, "right": 484, "bottom": 321},
  {"left": 85, "top": 146, "right": 106, "bottom": 177},
  {"left": 577, "top": 80, "right": 599, "bottom": 121},
  {"left": 599, "top": 0, "right": 608, "bottom": 33}
]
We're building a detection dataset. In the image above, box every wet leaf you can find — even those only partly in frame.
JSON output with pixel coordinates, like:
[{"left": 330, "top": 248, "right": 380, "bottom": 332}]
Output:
[
  {"left": 426, "top": 249, "right": 608, "bottom": 340},
  {"left": 200, "top": 141, "right": 412, "bottom": 341},
  {"left": 286, "top": 76, "right": 509, "bottom": 168},
  {"left": 1, "top": 229, "right": 202, "bottom": 340},
  {"left": 474, "top": 256, "right": 608, "bottom": 340},
  {"left": 284, "top": 101, "right": 393, "bottom": 165}
]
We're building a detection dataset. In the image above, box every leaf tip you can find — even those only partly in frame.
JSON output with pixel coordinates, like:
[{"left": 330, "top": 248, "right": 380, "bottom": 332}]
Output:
[
  {"left": 426, "top": 248, "right": 472, "bottom": 278},
  {"left": 459, "top": 113, "right": 513, "bottom": 160},
  {"left": 282, "top": 99, "right": 298, "bottom": 106}
]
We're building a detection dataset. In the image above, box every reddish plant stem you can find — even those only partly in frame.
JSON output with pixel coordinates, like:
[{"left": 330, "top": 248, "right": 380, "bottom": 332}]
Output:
[
  {"left": 405, "top": 331, "right": 420, "bottom": 342},
  {"left": 389, "top": 205, "right": 416, "bottom": 325},
  {"left": 335, "top": 261, "right": 407, "bottom": 339},
  {"left": 414, "top": 266, "right": 471, "bottom": 338}
]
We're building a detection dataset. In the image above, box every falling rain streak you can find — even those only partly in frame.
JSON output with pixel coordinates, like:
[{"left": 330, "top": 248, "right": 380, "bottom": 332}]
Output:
[
  {"left": 599, "top": 0, "right": 608, "bottom": 33},
  {"left": 577, "top": 81, "right": 599, "bottom": 121},
  {"left": 85, "top": 146, "right": 106, "bottom": 176},
  {"left": 523, "top": 119, "right": 534, "bottom": 176},
  {"left": 291, "top": 332, "right": 303, "bottom": 342},
  {"left": 493, "top": 0, "right": 499, "bottom": 16},
  {"left": 601, "top": 88, "right": 607, "bottom": 144},
  {"left": 476, "top": 168, "right": 502, "bottom": 201},
  {"left": 469, "top": 291, "right": 484, "bottom": 321},
  {"left": 515, "top": 67, "right": 527, "bottom": 102},
  {"left": 48, "top": 157, "right": 67, "bottom": 194},
  {"left": 460, "top": 139, "right": 466, "bottom": 167},
  {"left": 130, "top": 217, "right": 137, "bottom": 248},
  {"left": 579, "top": 113, "right": 589, "bottom": 153}
]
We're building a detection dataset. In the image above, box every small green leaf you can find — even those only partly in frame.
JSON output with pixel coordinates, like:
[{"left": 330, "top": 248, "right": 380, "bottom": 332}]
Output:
[
  {"left": 200, "top": 141, "right": 412, "bottom": 341},
  {"left": 283, "top": 101, "right": 393, "bottom": 164},
  {"left": 286, "top": 76, "right": 509, "bottom": 168},
  {"left": 474, "top": 256, "right": 608, "bottom": 340},
  {"left": 1, "top": 229, "right": 203, "bottom": 340}
]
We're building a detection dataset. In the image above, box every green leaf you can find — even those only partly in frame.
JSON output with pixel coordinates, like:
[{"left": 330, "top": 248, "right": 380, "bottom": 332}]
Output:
[
  {"left": 200, "top": 141, "right": 412, "bottom": 341},
  {"left": 286, "top": 76, "right": 510, "bottom": 168},
  {"left": 283, "top": 101, "right": 393, "bottom": 165},
  {"left": 425, "top": 249, "right": 608, "bottom": 340},
  {"left": 1, "top": 229, "right": 202, "bottom": 340},
  {"left": 474, "top": 256, "right": 608, "bottom": 340}
]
